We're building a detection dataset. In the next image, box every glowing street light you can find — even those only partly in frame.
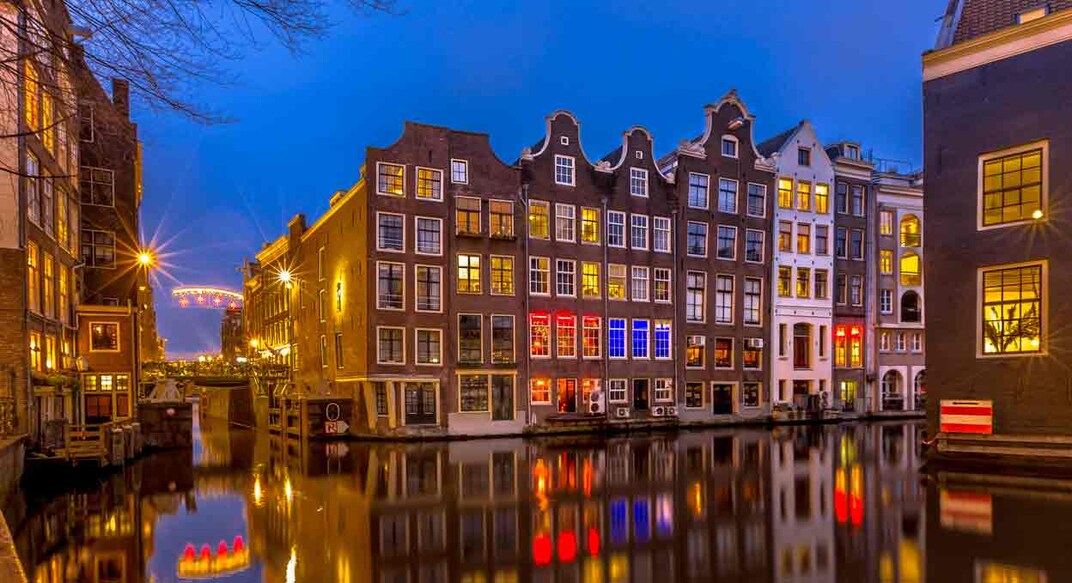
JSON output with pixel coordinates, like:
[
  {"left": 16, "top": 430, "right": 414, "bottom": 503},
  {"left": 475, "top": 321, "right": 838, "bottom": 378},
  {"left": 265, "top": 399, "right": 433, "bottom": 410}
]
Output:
[
  {"left": 138, "top": 250, "right": 155, "bottom": 268},
  {"left": 277, "top": 269, "right": 293, "bottom": 286},
  {"left": 1032, "top": 209, "right": 1044, "bottom": 220}
]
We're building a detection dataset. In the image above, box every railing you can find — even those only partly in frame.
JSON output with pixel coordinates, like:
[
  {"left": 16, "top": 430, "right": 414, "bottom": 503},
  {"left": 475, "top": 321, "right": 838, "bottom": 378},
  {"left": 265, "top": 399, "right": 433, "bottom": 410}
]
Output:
[
  {"left": 142, "top": 361, "right": 289, "bottom": 380},
  {"left": 63, "top": 421, "right": 117, "bottom": 462}
]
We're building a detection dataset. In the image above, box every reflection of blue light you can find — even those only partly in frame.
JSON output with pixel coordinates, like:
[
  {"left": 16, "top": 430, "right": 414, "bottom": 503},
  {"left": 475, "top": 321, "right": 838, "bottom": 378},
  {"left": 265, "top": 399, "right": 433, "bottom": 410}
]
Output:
[
  {"left": 634, "top": 499, "right": 651, "bottom": 543},
  {"left": 610, "top": 498, "right": 628, "bottom": 545},
  {"left": 656, "top": 494, "right": 673, "bottom": 537}
]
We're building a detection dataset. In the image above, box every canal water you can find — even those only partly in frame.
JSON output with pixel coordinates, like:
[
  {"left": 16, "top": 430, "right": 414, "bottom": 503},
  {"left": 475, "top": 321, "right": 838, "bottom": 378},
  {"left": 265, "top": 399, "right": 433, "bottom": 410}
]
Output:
[{"left": 2, "top": 415, "right": 1065, "bottom": 582}]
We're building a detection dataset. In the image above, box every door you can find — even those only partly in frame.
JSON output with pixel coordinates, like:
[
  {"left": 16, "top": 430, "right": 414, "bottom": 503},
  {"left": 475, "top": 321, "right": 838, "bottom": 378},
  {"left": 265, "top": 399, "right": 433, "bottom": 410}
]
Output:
[
  {"left": 839, "top": 380, "right": 857, "bottom": 411},
  {"left": 632, "top": 379, "right": 649, "bottom": 411},
  {"left": 404, "top": 382, "right": 437, "bottom": 425},
  {"left": 557, "top": 379, "right": 577, "bottom": 413},
  {"left": 712, "top": 384, "right": 734, "bottom": 415},
  {"left": 492, "top": 375, "right": 514, "bottom": 421}
]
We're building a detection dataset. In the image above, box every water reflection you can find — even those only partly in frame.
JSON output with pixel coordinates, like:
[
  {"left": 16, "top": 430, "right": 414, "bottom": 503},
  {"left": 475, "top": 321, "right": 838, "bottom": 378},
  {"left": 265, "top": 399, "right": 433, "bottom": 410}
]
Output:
[{"left": 6, "top": 417, "right": 1058, "bottom": 582}]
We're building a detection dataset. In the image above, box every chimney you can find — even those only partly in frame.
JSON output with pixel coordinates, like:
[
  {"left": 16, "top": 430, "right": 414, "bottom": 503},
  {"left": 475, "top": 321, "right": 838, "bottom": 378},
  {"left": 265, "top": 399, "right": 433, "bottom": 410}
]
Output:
[{"left": 112, "top": 78, "right": 130, "bottom": 120}]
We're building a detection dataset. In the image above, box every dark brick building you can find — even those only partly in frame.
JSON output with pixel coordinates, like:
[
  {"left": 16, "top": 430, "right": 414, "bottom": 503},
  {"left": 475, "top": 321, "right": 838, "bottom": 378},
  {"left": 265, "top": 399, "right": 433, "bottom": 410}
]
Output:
[{"left": 925, "top": 0, "right": 1072, "bottom": 455}]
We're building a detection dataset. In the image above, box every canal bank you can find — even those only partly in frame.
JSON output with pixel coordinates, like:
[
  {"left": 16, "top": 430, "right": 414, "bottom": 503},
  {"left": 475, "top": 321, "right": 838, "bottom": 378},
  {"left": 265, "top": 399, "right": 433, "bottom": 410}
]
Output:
[{"left": 0, "top": 437, "right": 27, "bottom": 583}]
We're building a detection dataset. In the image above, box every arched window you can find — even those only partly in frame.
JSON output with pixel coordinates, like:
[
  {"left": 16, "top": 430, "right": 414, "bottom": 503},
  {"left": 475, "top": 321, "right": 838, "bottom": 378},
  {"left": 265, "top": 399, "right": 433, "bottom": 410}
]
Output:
[
  {"left": 900, "top": 215, "right": 921, "bottom": 247},
  {"left": 900, "top": 252, "right": 921, "bottom": 286},
  {"left": 901, "top": 291, "right": 922, "bottom": 323},
  {"left": 913, "top": 370, "right": 926, "bottom": 411},
  {"left": 881, "top": 370, "right": 903, "bottom": 411}
]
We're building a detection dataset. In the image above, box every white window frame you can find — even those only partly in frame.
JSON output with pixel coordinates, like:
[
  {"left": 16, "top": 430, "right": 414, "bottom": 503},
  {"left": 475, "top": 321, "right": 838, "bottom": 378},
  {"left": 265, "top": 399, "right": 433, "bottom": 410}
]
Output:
[
  {"left": 631, "top": 266, "right": 649, "bottom": 302},
  {"left": 686, "top": 221, "right": 708, "bottom": 258},
  {"left": 686, "top": 271, "right": 707, "bottom": 324},
  {"left": 608, "top": 318, "right": 628, "bottom": 360},
  {"left": 528, "top": 200, "right": 550, "bottom": 240},
  {"left": 713, "top": 338, "right": 734, "bottom": 369},
  {"left": 746, "top": 183, "right": 767, "bottom": 218},
  {"left": 688, "top": 172, "right": 709, "bottom": 210},
  {"left": 607, "top": 211, "right": 626, "bottom": 248},
  {"left": 716, "top": 225, "right": 737, "bottom": 261},
  {"left": 977, "top": 140, "right": 1049, "bottom": 231},
  {"left": 375, "top": 212, "right": 405, "bottom": 252},
  {"left": 457, "top": 314, "right": 484, "bottom": 364},
  {"left": 376, "top": 326, "right": 406, "bottom": 364},
  {"left": 721, "top": 135, "right": 739, "bottom": 159},
  {"left": 608, "top": 379, "right": 628, "bottom": 404},
  {"left": 653, "top": 216, "right": 672, "bottom": 253},
  {"left": 743, "top": 276, "right": 763, "bottom": 326},
  {"left": 376, "top": 161, "right": 405, "bottom": 197},
  {"left": 582, "top": 316, "right": 602, "bottom": 359},
  {"left": 554, "top": 154, "right": 576, "bottom": 186},
  {"left": 415, "top": 166, "right": 444, "bottom": 201},
  {"left": 718, "top": 178, "right": 739, "bottom": 214},
  {"left": 654, "top": 321, "right": 672, "bottom": 360},
  {"left": 631, "top": 319, "right": 650, "bottom": 360},
  {"left": 451, "top": 159, "right": 469, "bottom": 184},
  {"left": 653, "top": 268, "right": 672, "bottom": 303},
  {"left": 976, "top": 260, "right": 1048, "bottom": 358},
  {"left": 714, "top": 274, "right": 734, "bottom": 325},
  {"left": 686, "top": 336, "right": 705, "bottom": 370},
  {"left": 911, "top": 333, "right": 922, "bottom": 353},
  {"left": 489, "top": 255, "right": 515, "bottom": 297},
  {"left": 530, "top": 378, "right": 552, "bottom": 404},
  {"left": 630, "top": 167, "right": 649, "bottom": 198},
  {"left": 654, "top": 378, "right": 674, "bottom": 402},
  {"left": 880, "top": 289, "right": 893, "bottom": 314},
  {"left": 456, "top": 195, "right": 483, "bottom": 236},
  {"left": 529, "top": 257, "right": 550, "bottom": 296},
  {"left": 555, "top": 259, "right": 576, "bottom": 298},
  {"left": 415, "top": 328, "right": 443, "bottom": 366},
  {"left": 414, "top": 264, "right": 443, "bottom": 314},
  {"left": 555, "top": 203, "right": 576, "bottom": 242},
  {"left": 745, "top": 229, "right": 765, "bottom": 264},
  {"left": 376, "top": 261, "right": 405, "bottom": 311},
  {"left": 414, "top": 216, "right": 443, "bottom": 256},
  {"left": 630, "top": 214, "right": 649, "bottom": 251}
]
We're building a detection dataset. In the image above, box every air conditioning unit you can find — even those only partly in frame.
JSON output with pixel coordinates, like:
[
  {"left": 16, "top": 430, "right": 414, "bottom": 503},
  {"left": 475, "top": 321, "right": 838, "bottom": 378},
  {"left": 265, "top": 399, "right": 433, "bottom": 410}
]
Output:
[
  {"left": 652, "top": 406, "right": 667, "bottom": 417},
  {"left": 746, "top": 338, "right": 765, "bottom": 349},
  {"left": 667, "top": 406, "right": 678, "bottom": 416},
  {"left": 589, "top": 390, "right": 606, "bottom": 415},
  {"left": 615, "top": 407, "right": 631, "bottom": 419}
]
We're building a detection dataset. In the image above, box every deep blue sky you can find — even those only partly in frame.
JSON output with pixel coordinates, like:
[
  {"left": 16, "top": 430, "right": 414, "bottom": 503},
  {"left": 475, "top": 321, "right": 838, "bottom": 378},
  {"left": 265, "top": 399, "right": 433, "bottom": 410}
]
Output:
[{"left": 139, "top": 0, "right": 943, "bottom": 358}]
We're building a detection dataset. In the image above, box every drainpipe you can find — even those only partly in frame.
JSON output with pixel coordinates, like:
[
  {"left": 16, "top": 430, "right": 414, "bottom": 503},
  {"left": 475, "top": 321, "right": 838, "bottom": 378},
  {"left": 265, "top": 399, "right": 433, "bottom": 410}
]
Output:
[
  {"left": 602, "top": 194, "right": 610, "bottom": 419},
  {"left": 521, "top": 181, "right": 532, "bottom": 427}
]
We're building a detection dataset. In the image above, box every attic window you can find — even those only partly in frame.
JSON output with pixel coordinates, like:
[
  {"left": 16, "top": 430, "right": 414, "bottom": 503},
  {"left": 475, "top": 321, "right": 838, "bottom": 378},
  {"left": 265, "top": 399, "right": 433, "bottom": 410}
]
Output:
[
  {"left": 560, "top": 136, "right": 570, "bottom": 146},
  {"left": 1018, "top": 6, "right": 1047, "bottom": 24},
  {"left": 845, "top": 144, "right": 860, "bottom": 160},
  {"left": 635, "top": 151, "right": 643, "bottom": 160}
]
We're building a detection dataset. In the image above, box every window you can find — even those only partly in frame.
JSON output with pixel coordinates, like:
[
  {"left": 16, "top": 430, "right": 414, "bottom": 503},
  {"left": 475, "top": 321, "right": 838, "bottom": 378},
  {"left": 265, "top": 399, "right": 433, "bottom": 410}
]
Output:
[
  {"left": 608, "top": 264, "right": 627, "bottom": 300},
  {"left": 981, "top": 263, "right": 1044, "bottom": 355},
  {"left": 900, "top": 253, "right": 921, "bottom": 286},
  {"left": 848, "top": 229, "right": 863, "bottom": 260},
  {"left": 43, "top": 335, "right": 55, "bottom": 370},
  {"left": 815, "top": 183, "right": 829, "bottom": 214},
  {"left": 880, "top": 289, "right": 893, "bottom": 314},
  {"left": 630, "top": 168, "right": 649, "bottom": 197},
  {"left": 716, "top": 226, "right": 736, "bottom": 260},
  {"left": 902, "top": 291, "right": 922, "bottom": 323},
  {"left": 457, "top": 197, "right": 482, "bottom": 235},
  {"left": 377, "top": 213, "right": 404, "bottom": 251},
  {"left": 796, "top": 267, "right": 811, "bottom": 299},
  {"left": 416, "top": 329, "right": 442, "bottom": 365},
  {"left": 632, "top": 320, "right": 650, "bottom": 359},
  {"left": 42, "top": 177, "right": 53, "bottom": 236},
  {"left": 556, "top": 259, "right": 576, "bottom": 297},
  {"left": 654, "top": 378, "right": 673, "bottom": 402},
  {"left": 779, "top": 324, "right": 788, "bottom": 357},
  {"left": 415, "top": 217, "right": 442, "bottom": 255},
  {"left": 377, "top": 162, "right": 405, "bottom": 196},
  {"left": 529, "top": 200, "right": 550, "bottom": 239},
  {"left": 25, "top": 155, "right": 39, "bottom": 224},
  {"left": 630, "top": 215, "right": 649, "bottom": 250},
  {"left": 851, "top": 185, "right": 865, "bottom": 216},
  {"left": 457, "top": 254, "right": 482, "bottom": 293},
  {"left": 653, "top": 216, "right": 672, "bottom": 253},
  {"left": 686, "top": 272, "right": 706, "bottom": 322},
  {"left": 654, "top": 321, "right": 672, "bottom": 359},
  {"left": 718, "top": 178, "right": 738, "bottom": 214},
  {"left": 630, "top": 266, "right": 649, "bottom": 302},
  {"left": 529, "top": 257, "right": 550, "bottom": 295},
  {"left": 489, "top": 200, "right": 514, "bottom": 237},
  {"left": 793, "top": 324, "right": 812, "bottom": 369},
  {"left": 58, "top": 268, "right": 68, "bottom": 324},
  {"left": 911, "top": 333, "right": 922, "bottom": 352},
  {"left": 459, "top": 315, "right": 483, "bottom": 363},
  {"left": 26, "top": 242, "right": 39, "bottom": 313},
  {"left": 880, "top": 250, "right": 893, "bottom": 274},
  {"left": 744, "top": 230, "right": 764, "bottom": 263},
  {"left": 747, "top": 183, "right": 766, "bottom": 217},
  {"left": 836, "top": 274, "right": 848, "bottom": 304},
  {"left": 491, "top": 316, "right": 514, "bottom": 363},
  {"left": 531, "top": 378, "right": 551, "bottom": 404},
  {"left": 416, "top": 167, "right": 443, "bottom": 200},
  {"left": 609, "top": 319, "right": 627, "bottom": 358},
  {"left": 582, "top": 316, "right": 601, "bottom": 358},
  {"left": 556, "top": 314, "right": 576, "bottom": 358},
  {"left": 415, "top": 265, "right": 442, "bottom": 312},
  {"left": 743, "top": 341, "right": 762, "bottom": 370},
  {"left": 687, "top": 222, "right": 708, "bottom": 257},
  {"left": 90, "top": 323, "right": 119, "bottom": 351},
  {"left": 688, "top": 173, "right": 709, "bottom": 209},
  {"left": 555, "top": 204, "right": 576, "bottom": 242},
  {"left": 815, "top": 225, "right": 829, "bottom": 255},
  {"left": 555, "top": 155, "right": 575, "bottom": 186},
  {"left": 721, "top": 136, "right": 738, "bottom": 158},
  {"left": 686, "top": 382, "right": 704, "bottom": 408},
  {"left": 815, "top": 269, "right": 829, "bottom": 300},
  {"left": 778, "top": 221, "right": 792, "bottom": 253},
  {"left": 778, "top": 178, "right": 793, "bottom": 209},
  {"left": 580, "top": 207, "right": 599, "bottom": 243},
  {"left": 374, "top": 384, "right": 388, "bottom": 415},
  {"left": 653, "top": 268, "right": 671, "bottom": 303},
  {"left": 581, "top": 262, "right": 600, "bottom": 298},
  {"left": 835, "top": 227, "right": 848, "bottom": 258},
  {"left": 796, "top": 181, "right": 811, "bottom": 212},
  {"left": 714, "top": 275, "right": 734, "bottom": 324},
  {"left": 530, "top": 314, "right": 551, "bottom": 357},
  {"left": 607, "top": 211, "right": 625, "bottom": 247},
  {"left": 880, "top": 210, "right": 894, "bottom": 235},
  {"left": 378, "top": 262, "right": 404, "bottom": 310},
  {"left": 778, "top": 266, "right": 791, "bottom": 298},
  {"left": 743, "top": 277, "right": 762, "bottom": 325},
  {"left": 982, "top": 146, "right": 1046, "bottom": 227},
  {"left": 1019, "top": 6, "right": 1048, "bottom": 23},
  {"left": 80, "top": 167, "right": 114, "bottom": 206},
  {"left": 796, "top": 223, "right": 810, "bottom": 254},
  {"left": 608, "top": 379, "right": 627, "bottom": 403},
  {"left": 41, "top": 254, "right": 54, "bottom": 318},
  {"left": 24, "top": 62, "right": 38, "bottom": 131},
  {"left": 896, "top": 332, "right": 907, "bottom": 352},
  {"left": 835, "top": 182, "right": 849, "bottom": 214},
  {"left": 28, "top": 333, "right": 40, "bottom": 371},
  {"left": 686, "top": 336, "right": 705, "bottom": 369},
  {"left": 377, "top": 327, "right": 404, "bottom": 363},
  {"left": 451, "top": 159, "right": 469, "bottom": 184},
  {"left": 880, "top": 332, "right": 890, "bottom": 352},
  {"left": 900, "top": 215, "right": 921, "bottom": 248},
  {"left": 742, "top": 383, "right": 761, "bottom": 407},
  {"left": 714, "top": 338, "right": 732, "bottom": 369},
  {"left": 850, "top": 276, "right": 863, "bottom": 306},
  {"left": 798, "top": 148, "right": 811, "bottom": 166},
  {"left": 490, "top": 256, "right": 514, "bottom": 296}
]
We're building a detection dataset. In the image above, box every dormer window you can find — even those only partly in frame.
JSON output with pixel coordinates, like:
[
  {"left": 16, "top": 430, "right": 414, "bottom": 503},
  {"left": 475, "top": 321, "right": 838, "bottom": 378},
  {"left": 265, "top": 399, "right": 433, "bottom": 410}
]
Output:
[
  {"left": 1018, "top": 6, "right": 1047, "bottom": 24},
  {"left": 798, "top": 147, "right": 812, "bottom": 167},
  {"left": 845, "top": 144, "right": 860, "bottom": 160},
  {"left": 721, "top": 136, "right": 739, "bottom": 159},
  {"left": 555, "top": 155, "right": 576, "bottom": 186},
  {"left": 560, "top": 136, "right": 570, "bottom": 146}
]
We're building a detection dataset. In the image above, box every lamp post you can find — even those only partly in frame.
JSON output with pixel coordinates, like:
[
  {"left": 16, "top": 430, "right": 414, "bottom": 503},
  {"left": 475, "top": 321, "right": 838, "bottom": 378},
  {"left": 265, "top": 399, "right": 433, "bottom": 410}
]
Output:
[
  {"left": 135, "top": 248, "right": 156, "bottom": 415},
  {"left": 276, "top": 269, "right": 294, "bottom": 382}
]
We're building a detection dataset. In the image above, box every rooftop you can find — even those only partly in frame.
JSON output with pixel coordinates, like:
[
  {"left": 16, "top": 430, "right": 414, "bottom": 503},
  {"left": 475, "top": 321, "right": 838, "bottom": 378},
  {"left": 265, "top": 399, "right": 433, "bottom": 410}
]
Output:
[{"left": 938, "top": 0, "right": 1072, "bottom": 48}]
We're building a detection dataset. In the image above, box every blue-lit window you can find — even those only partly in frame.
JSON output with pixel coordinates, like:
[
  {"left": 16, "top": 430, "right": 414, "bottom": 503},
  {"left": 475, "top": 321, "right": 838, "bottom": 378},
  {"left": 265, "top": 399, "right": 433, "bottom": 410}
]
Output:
[
  {"left": 609, "top": 319, "right": 626, "bottom": 359},
  {"left": 610, "top": 498, "right": 629, "bottom": 545},
  {"left": 654, "top": 321, "right": 671, "bottom": 359},
  {"left": 632, "top": 320, "right": 649, "bottom": 359},
  {"left": 634, "top": 498, "right": 651, "bottom": 543}
]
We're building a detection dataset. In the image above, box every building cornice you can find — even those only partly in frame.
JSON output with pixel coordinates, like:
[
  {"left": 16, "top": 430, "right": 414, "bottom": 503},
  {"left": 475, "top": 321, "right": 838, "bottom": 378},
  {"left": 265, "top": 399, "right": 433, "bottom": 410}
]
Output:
[
  {"left": 924, "top": 9, "right": 1072, "bottom": 81},
  {"left": 256, "top": 236, "right": 289, "bottom": 264}
]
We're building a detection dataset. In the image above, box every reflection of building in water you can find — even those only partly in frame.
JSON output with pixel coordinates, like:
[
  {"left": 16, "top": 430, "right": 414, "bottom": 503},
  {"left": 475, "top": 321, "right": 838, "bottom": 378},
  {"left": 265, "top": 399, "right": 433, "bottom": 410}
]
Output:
[{"left": 771, "top": 427, "right": 835, "bottom": 583}]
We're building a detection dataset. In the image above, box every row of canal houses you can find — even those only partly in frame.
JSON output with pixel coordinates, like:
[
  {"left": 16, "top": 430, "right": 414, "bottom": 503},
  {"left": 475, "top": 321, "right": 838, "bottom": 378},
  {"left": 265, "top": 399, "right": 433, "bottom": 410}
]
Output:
[{"left": 242, "top": 90, "right": 926, "bottom": 438}]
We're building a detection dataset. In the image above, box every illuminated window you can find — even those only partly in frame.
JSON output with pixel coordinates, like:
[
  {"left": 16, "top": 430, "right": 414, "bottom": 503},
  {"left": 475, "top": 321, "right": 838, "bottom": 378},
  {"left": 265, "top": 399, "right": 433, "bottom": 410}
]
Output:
[
  {"left": 834, "top": 327, "right": 848, "bottom": 367},
  {"left": 796, "top": 181, "right": 811, "bottom": 211},
  {"left": 529, "top": 257, "right": 549, "bottom": 295},
  {"left": 581, "top": 262, "right": 600, "bottom": 298},
  {"left": 743, "top": 340, "right": 762, "bottom": 370},
  {"left": 459, "top": 375, "right": 489, "bottom": 412},
  {"left": 685, "top": 382, "right": 704, "bottom": 408},
  {"left": 688, "top": 173, "right": 709, "bottom": 209},
  {"left": 981, "top": 145, "right": 1044, "bottom": 227},
  {"left": 415, "top": 265, "right": 442, "bottom": 311},
  {"left": 880, "top": 210, "right": 894, "bottom": 235},
  {"left": 26, "top": 241, "right": 39, "bottom": 313},
  {"left": 55, "top": 192, "right": 67, "bottom": 249},
  {"left": 851, "top": 331, "right": 863, "bottom": 367},
  {"left": 555, "top": 155, "right": 575, "bottom": 186},
  {"left": 981, "top": 263, "right": 1043, "bottom": 355},
  {"left": 630, "top": 168, "right": 648, "bottom": 197},
  {"left": 718, "top": 178, "right": 738, "bottom": 214},
  {"left": 58, "top": 268, "right": 68, "bottom": 324},
  {"left": 900, "top": 253, "right": 921, "bottom": 286},
  {"left": 530, "top": 314, "right": 551, "bottom": 357},
  {"left": 630, "top": 214, "right": 648, "bottom": 250},
  {"left": 899, "top": 215, "right": 920, "bottom": 247},
  {"left": 686, "top": 336, "right": 705, "bottom": 369},
  {"left": 29, "top": 332, "right": 41, "bottom": 371},
  {"left": 44, "top": 335, "right": 56, "bottom": 370},
  {"left": 487, "top": 200, "right": 513, "bottom": 238},
  {"left": 796, "top": 267, "right": 810, "bottom": 299},
  {"left": 778, "top": 266, "right": 791, "bottom": 298},
  {"left": 608, "top": 264, "right": 627, "bottom": 300},
  {"left": 490, "top": 256, "right": 514, "bottom": 296},
  {"left": 556, "top": 259, "right": 576, "bottom": 297},
  {"left": 528, "top": 200, "right": 549, "bottom": 239},
  {"left": 451, "top": 159, "right": 469, "bottom": 184},
  {"left": 631, "top": 319, "right": 650, "bottom": 359},
  {"left": 80, "top": 167, "right": 114, "bottom": 206},
  {"left": 815, "top": 183, "right": 829, "bottom": 213},
  {"left": 90, "top": 323, "right": 119, "bottom": 351},
  {"left": 491, "top": 316, "right": 514, "bottom": 363},
  {"left": 42, "top": 254, "right": 54, "bottom": 318},
  {"left": 582, "top": 316, "right": 601, "bottom": 358},
  {"left": 42, "top": 172, "right": 53, "bottom": 237},
  {"left": 653, "top": 268, "right": 671, "bottom": 303},
  {"left": 1019, "top": 6, "right": 1048, "bottom": 23},
  {"left": 653, "top": 216, "right": 672, "bottom": 252},
  {"left": 880, "top": 250, "right": 893, "bottom": 274},
  {"left": 556, "top": 315, "right": 576, "bottom": 358},
  {"left": 377, "top": 212, "right": 404, "bottom": 251},
  {"left": 714, "top": 275, "right": 733, "bottom": 324},
  {"left": 531, "top": 378, "right": 551, "bottom": 404},
  {"left": 416, "top": 167, "right": 443, "bottom": 200},
  {"left": 377, "top": 162, "right": 404, "bottom": 196},
  {"left": 796, "top": 223, "right": 810, "bottom": 255},
  {"left": 456, "top": 197, "right": 482, "bottom": 235},
  {"left": 459, "top": 315, "right": 483, "bottom": 363},
  {"left": 580, "top": 207, "right": 599, "bottom": 243},
  {"left": 631, "top": 266, "right": 649, "bottom": 302},
  {"left": 714, "top": 338, "right": 732, "bottom": 369},
  {"left": 609, "top": 318, "right": 627, "bottom": 359},
  {"left": 778, "top": 178, "right": 793, "bottom": 209},
  {"left": 24, "top": 61, "right": 39, "bottom": 130},
  {"left": 607, "top": 211, "right": 625, "bottom": 247},
  {"left": 686, "top": 272, "right": 705, "bottom": 322},
  {"left": 457, "top": 254, "right": 482, "bottom": 294}
]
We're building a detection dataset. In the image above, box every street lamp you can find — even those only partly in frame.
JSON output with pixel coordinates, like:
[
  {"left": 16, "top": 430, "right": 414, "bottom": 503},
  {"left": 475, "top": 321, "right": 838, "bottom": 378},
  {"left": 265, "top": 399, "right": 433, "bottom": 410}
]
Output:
[
  {"left": 277, "top": 269, "right": 293, "bottom": 288},
  {"left": 137, "top": 250, "right": 154, "bottom": 268}
]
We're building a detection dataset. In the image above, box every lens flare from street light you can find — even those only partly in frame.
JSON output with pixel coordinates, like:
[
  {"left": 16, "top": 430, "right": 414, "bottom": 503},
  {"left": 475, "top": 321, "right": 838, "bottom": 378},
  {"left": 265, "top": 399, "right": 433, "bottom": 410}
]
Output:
[
  {"left": 1032, "top": 209, "right": 1044, "bottom": 220},
  {"left": 138, "top": 251, "right": 154, "bottom": 267},
  {"left": 278, "top": 269, "right": 292, "bottom": 285}
]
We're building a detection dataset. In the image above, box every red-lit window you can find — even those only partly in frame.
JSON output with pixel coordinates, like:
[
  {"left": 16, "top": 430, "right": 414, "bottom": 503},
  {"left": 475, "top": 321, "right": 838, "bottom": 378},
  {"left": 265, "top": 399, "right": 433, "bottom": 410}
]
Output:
[
  {"left": 557, "top": 314, "right": 576, "bottom": 358},
  {"left": 849, "top": 326, "right": 863, "bottom": 368},
  {"left": 530, "top": 314, "right": 550, "bottom": 357},
  {"left": 835, "top": 325, "right": 864, "bottom": 368},
  {"left": 582, "top": 316, "right": 601, "bottom": 358},
  {"left": 834, "top": 326, "right": 848, "bottom": 367}
]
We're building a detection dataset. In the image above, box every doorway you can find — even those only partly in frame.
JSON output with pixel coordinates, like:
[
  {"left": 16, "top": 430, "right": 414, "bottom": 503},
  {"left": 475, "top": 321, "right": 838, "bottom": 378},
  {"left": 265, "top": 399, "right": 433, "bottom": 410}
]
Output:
[
  {"left": 839, "top": 380, "right": 857, "bottom": 412},
  {"left": 632, "top": 379, "right": 650, "bottom": 411},
  {"left": 557, "top": 378, "right": 577, "bottom": 413},
  {"left": 712, "top": 384, "right": 734, "bottom": 415},
  {"left": 404, "top": 382, "right": 437, "bottom": 425}
]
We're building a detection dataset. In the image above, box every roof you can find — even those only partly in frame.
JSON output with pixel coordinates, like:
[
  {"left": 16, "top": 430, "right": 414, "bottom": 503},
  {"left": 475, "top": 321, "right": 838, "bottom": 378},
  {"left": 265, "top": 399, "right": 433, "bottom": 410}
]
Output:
[
  {"left": 939, "top": 0, "right": 1072, "bottom": 47},
  {"left": 597, "top": 146, "right": 622, "bottom": 165},
  {"left": 756, "top": 125, "right": 799, "bottom": 157}
]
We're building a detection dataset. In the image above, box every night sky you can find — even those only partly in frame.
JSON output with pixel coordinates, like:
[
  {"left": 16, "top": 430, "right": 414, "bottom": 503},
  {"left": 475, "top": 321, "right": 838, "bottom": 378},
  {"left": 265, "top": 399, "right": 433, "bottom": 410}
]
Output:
[{"left": 138, "top": 0, "right": 942, "bottom": 358}]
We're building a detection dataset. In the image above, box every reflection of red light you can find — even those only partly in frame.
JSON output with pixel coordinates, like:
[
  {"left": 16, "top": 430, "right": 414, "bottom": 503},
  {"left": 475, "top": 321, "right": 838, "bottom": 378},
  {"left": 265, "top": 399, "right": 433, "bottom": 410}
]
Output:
[
  {"left": 233, "top": 536, "right": 244, "bottom": 552},
  {"left": 183, "top": 544, "right": 196, "bottom": 561},
  {"left": 179, "top": 297, "right": 189, "bottom": 307},
  {"left": 850, "top": 495, "right": 863, "bottom": 526},
  {"left": 583, "top": 316, "right": 600, "bottom": 327},
  {"left": 587, "top": 527, "right": 600, "bottom": 556},
  {"left": 558, "top": 530, "right": 577, "bottom": 563},
  {"left": 200, "top": 545, "right": 211, "bottom": 561},
  {"left": 533, "top": 534, "right": 552, "bottom": 566},
  {"left": 835, "top": 487, "right": 848, "bottom": 524},
  {"left": 218, "top": 540, "right": 229, "bottom": 556}
]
